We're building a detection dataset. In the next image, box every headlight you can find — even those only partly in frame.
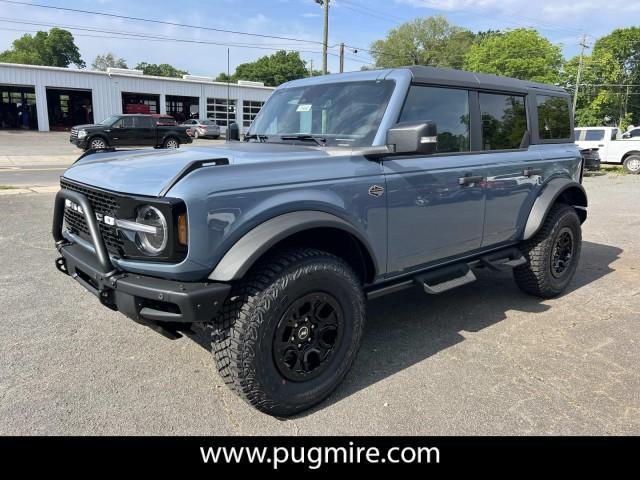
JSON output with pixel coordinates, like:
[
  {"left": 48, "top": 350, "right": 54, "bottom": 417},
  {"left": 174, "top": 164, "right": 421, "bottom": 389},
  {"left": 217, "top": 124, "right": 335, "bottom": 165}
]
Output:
[
  {"left": 77, "top": 129, "right": 87, "bottom": 139},
  {"left": 135, "top": 205, "right": 167, "bottom": 255}
]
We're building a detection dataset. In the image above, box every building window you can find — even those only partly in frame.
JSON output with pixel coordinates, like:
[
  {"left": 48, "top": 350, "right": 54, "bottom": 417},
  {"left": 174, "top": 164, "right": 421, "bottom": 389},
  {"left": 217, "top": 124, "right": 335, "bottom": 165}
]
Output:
[
  {"left": 207, "top": 98, "right": 236, "bottom": 126},
  {"left": 479, "top": 93, "right": 527, "bottom": 150},
  {"left": 243, "top": 100, "right": 264, "bottom": 127},
  {"left": 536, "top": 95, "right": 571, "bottom": 140},
  {"left": 399, "top": 85, "right": 470, "bottom": 153}
]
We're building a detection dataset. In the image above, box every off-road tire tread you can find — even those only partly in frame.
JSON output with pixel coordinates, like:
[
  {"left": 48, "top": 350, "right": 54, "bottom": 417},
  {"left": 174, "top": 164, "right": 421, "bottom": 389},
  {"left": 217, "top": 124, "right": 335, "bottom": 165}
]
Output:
[
  {"left": 210, "top": 247, "right": 365, "bottom": 415},
  {"left": 514, "top": 203, "right": 580, "bottom": 298}
]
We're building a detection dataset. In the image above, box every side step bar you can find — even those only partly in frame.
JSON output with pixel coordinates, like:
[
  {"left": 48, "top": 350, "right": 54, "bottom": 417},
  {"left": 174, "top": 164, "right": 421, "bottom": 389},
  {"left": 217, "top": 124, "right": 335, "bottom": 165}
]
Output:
[
  {"left": 415, "top": 264, "right": 476, "bottom": 295},
  {"left": 366, "top": 247, "right": 527, "bottom": 299}
]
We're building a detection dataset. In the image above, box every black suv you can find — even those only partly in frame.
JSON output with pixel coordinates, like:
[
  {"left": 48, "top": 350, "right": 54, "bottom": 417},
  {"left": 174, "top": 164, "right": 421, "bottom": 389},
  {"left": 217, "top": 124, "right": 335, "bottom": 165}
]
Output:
[{"left": 70, "top": 114, "right": 192, "bottom": 151}]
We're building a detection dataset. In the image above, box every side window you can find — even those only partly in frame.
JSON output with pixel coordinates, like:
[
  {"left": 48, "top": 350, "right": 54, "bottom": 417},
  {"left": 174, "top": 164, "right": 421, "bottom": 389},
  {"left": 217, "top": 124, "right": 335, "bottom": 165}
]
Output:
[
  {"left": 115, "top": 116, "right": 134, "bottom": 128},
  {"left": 399, "top": 85, "right": 470, "bottom": 153},
  {"left": 631, "top": 128, "right": 640, "bottom": 138},
  {"left": 584, "top": 129, "right": 604, "bottom": 141},
  {"left": 536, "top": 95, "right": 571, "bottom": 140},
  {"left": 479, "top": 93, "right": 527, "bottom": 150},
  {"left": 574, "top": 128, "right": 584, "bottom": 141},
  {"left": 134, "top": 116, "right": 154, "bottom": 128}
]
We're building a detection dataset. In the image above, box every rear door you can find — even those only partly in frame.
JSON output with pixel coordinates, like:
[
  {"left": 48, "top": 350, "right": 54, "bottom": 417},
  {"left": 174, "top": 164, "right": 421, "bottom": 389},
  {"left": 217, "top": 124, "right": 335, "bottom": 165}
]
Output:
[
  {"left": 384, "top": 85, "right": 486, "bottom": 274},
  {"left": 479, "top": 91, "right": 545, "bottom": 247},
  {"left": 134, "top": 115, "right": 157, "bottom": 145}
]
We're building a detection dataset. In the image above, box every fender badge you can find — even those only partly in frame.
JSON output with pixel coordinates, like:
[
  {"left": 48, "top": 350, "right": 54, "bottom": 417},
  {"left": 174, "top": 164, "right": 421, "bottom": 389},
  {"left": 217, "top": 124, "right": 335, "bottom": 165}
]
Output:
[{"left": 368, "top": 185, "right": 385, "bottom": 197}]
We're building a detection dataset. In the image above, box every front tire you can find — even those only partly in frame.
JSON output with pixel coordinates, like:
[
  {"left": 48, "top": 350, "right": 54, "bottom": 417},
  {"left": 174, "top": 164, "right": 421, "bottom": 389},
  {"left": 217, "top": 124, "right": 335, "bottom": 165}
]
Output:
[
  {"left": 623, "top": 155, "right": 640, "bottom": 174},
  {"left": 514, "top": 203, "right": 582, "bottom": 298},
  {"left": 88, "top": 137, "right": 107, "bottom": 150},
  {"left": 211, "top": 248, "right": 366, "bottom": 416}
]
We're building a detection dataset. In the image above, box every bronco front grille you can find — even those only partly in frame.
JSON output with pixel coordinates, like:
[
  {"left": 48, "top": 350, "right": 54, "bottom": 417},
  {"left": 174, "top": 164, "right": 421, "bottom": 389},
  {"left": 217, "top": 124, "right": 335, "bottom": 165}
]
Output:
[
  {"left": 70, "top": 129, "right": 78, "bottom": 141},
  {"left": 60, "top": 179, "right": 124, "bottom": 254}
]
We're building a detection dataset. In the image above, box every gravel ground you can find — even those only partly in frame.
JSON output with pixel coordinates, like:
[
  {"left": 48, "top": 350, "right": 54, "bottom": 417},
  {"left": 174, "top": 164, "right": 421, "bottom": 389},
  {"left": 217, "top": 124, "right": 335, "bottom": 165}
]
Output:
[{"left": 0, "top": 173, "right": 638, "bottom": 435}]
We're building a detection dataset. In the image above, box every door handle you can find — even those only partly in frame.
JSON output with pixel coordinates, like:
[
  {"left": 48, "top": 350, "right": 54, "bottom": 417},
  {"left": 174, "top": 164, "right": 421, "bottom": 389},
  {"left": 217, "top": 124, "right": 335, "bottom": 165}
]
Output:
[
  {"left": 598, "top": 144, "right": 605, "bottom": 147},
  {"left": 458, "top": 175, "right": 483, "bottom": 186},
  {"left": 523, "top": 168, "right": 542, "bottom": 177}
]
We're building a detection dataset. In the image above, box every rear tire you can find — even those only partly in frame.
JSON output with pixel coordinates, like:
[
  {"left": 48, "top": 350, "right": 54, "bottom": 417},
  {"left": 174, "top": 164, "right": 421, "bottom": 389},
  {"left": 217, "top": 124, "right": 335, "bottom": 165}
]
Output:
[
  {"left": 211, "top": 248, "right": 366, "bottom": 416},
  {"left": 623, "top": 155, "right": 640, "bottom": 174},
  {"left": 163, "top": 137, "right": 179, "bottom": 149},
  {"left": 514, "top": 203, "right": 581, "bottom": 298}
]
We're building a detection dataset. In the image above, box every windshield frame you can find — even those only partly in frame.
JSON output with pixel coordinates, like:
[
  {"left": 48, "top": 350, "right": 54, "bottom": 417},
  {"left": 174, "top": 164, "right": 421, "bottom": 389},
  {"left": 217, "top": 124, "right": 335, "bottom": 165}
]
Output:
[{"left": 247, "top": 76, "right": 402, "bottom": 148}]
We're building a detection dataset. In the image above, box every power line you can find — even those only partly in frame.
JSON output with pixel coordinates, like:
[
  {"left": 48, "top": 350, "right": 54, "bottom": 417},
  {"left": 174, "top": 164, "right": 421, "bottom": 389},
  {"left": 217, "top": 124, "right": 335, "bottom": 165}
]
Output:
[{"left": 0, "top": 0, "right": 326, "bottom": 46}]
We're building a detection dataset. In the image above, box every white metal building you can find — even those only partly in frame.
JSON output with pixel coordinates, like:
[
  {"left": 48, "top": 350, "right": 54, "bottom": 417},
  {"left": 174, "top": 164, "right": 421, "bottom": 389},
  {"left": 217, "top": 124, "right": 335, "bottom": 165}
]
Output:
[{"left": 0, "top": 63, "right": 274, "bottom": 133}]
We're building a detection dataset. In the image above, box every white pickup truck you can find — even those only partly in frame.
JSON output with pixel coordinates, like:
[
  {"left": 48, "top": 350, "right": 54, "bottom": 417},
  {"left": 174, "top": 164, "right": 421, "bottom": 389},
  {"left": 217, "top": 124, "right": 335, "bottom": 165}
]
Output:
[{"left": 575, "top": 126, "right": 640, "bottom": 174}]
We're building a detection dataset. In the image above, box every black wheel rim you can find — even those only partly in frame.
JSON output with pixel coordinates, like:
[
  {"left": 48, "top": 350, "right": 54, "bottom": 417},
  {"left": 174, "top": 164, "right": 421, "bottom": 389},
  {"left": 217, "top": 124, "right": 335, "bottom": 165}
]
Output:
[
  {"left": 273, "top": 292, "right": 344, "bottom": 382},
  {"left": 551, "top": 227, "right": 574, "bottom": 278}
]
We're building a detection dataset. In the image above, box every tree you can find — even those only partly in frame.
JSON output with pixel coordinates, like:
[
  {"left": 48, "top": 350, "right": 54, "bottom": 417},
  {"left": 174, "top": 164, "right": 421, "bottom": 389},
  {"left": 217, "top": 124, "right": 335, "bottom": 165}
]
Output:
[
  {"left": 135, "top": 62, "right": 188, "bottom": 78},
  {"left": 92, "top": 53, "right": 127, "bottom": 71},
  {"left": 0, "top": 28, "right": 85, "bottom": 68},
  {"left": 217, "top": 51, "right": 309, "bottom": 87},
  {"left": 369, "top": 16, "right": 474, "bottom": 69},
  {"left": 463, "top": 28, "right": 563, "bottom": 84}
]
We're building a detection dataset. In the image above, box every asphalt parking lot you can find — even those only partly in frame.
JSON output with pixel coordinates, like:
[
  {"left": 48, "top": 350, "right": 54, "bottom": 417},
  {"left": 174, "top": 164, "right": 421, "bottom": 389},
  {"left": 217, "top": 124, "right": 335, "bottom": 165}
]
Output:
[{"left": 0, "top": 134, "right": 639, "bottom": 435}]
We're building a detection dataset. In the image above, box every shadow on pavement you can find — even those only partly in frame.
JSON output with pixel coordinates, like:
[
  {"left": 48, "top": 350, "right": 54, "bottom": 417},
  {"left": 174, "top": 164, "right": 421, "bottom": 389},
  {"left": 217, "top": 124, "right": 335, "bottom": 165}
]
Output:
[{"left": 187, "top": 240, "right": 623, "bottom": 417}]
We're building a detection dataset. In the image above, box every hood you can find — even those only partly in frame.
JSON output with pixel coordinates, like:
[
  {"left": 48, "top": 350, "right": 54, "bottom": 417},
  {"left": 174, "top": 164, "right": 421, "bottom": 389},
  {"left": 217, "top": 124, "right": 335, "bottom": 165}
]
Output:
[
  {"left": 62, "top": 142, "right": 345, "bottom": 197},
  {"left": 72, "top": 124, "right": 102, "bottom": 130}
]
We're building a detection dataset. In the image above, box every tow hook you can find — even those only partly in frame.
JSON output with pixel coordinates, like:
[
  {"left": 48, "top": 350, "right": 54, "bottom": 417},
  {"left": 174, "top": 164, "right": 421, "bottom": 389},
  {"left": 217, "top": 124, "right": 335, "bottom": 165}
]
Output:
[{"left": 55, "top": 257, "right": 69, "bottom": 275}]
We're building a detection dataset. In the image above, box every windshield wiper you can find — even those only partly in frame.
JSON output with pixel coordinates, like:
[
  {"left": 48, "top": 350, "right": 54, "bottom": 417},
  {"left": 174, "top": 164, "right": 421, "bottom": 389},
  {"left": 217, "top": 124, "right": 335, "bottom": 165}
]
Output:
[
  {"left": 244, "top": 133, "right": 269, "bottom": 142},
  {"left": 279, "top": 134, "right": 327, "bottom": 146}
]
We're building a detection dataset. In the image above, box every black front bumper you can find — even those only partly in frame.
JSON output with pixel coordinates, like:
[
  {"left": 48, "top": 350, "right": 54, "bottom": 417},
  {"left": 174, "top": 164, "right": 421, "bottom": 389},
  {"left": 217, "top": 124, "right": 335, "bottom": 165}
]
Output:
[{"left": 53, "top": 188, "right": 230, "bottom": 332}]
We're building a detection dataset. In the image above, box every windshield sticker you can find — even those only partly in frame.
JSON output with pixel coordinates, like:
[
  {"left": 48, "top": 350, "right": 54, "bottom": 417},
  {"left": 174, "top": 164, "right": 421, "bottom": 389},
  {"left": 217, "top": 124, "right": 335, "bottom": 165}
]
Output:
[{"left": 296, "top": 104, "right": 312, "bottom": 112}]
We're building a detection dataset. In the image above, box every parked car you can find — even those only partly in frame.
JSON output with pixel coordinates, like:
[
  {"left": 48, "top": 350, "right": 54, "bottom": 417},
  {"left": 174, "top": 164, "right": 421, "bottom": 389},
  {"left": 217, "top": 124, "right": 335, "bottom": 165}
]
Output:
[
  {"left": 69, "top": 114, "right": 192, "bottom": 151},
  {"left": 622, "top": 127, "right": 640, "bottom": 139},
  {"left": 574, "top": 126, "right": 640, "bottom": 173},
  {"left": 53, "top": 66, "right": 586, "bottom": 416},
  {"left": 580, "top": 148, "right": 601, "bottom": 171},
  {"left": 181, "top": 119, "right": 221, "bottom": 139}
]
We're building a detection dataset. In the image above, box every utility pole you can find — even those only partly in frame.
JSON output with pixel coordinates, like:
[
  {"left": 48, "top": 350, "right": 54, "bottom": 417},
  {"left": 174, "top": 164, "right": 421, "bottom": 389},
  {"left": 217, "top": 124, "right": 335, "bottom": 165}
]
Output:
[
  {"left": 572, "top": 34, "right": 590, "bottom": 117},
  {"left": 315, "top": 0, "right": 329, "bottom": 74},
  {"left": 339, "top": 42, "right": 344, "bottom": 73},
  {"left": 309, "top": 59, "right": 314, "bottom": 78}
]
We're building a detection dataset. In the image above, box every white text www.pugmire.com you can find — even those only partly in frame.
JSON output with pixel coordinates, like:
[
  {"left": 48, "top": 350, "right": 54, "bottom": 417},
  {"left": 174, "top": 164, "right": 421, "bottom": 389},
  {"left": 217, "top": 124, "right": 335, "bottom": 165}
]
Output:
[{"left": 200, "top": 442, "right": 440, "bottom": 470}]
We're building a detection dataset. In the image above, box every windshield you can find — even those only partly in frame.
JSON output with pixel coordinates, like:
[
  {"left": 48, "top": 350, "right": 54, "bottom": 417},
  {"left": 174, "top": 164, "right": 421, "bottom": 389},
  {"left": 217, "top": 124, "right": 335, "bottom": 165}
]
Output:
[
  {"left": 99, "top": 115, "right": 120, "bottom": 126},
  {"left": 248, "top": 80, "right": 395, "bottom": 147}
]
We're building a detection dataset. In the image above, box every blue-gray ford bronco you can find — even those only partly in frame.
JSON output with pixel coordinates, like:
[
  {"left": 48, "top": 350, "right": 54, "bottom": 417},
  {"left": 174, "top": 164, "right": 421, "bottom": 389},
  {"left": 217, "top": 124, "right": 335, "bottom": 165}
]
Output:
[{"left": 53, "top": 66, "right": 587, "bottom": 416}]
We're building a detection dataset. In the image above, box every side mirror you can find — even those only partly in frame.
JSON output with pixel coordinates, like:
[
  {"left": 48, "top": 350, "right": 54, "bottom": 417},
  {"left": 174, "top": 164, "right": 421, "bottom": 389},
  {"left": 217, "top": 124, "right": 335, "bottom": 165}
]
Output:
[
  {"left": 387, "top": 121, "right": 437, "bottom": 156},
  {"left": 227, "top": 122, "right": 240, "bottom": 141}
]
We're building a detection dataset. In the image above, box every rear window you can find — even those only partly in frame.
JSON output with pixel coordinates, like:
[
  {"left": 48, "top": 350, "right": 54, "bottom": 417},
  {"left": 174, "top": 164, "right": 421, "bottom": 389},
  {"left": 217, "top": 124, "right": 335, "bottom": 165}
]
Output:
[
  {"left": 536, "top": 95, "right": 571, "bottom": 140},
  {"left": 134, "top": 116, "right": 155, "bottom": 128}
]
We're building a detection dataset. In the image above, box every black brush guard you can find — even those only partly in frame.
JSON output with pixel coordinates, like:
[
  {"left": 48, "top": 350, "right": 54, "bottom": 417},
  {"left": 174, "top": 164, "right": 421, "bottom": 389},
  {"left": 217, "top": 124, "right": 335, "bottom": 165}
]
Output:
[{"left": 52, "top": 188, "right": 230, "bottom": 337}]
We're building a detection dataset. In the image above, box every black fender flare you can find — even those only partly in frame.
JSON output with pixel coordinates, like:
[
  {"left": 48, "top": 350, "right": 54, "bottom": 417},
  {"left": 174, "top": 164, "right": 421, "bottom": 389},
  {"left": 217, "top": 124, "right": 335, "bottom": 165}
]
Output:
[
  {"left": 207, "top": 211, "right": 378, "bottom": 281},
  {"left": 523, "top": 178, "right": 587, "bottom": 240}
]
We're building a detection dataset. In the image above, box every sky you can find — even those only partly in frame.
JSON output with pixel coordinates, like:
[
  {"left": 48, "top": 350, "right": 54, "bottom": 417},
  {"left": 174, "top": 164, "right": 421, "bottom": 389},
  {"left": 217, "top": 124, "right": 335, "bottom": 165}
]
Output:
[{"left": 0, "top": 0, "right": 639, "bottom": 77}]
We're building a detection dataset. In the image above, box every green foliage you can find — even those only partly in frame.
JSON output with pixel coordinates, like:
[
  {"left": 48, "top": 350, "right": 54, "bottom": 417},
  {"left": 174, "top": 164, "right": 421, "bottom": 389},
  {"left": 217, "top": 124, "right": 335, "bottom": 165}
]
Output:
[
  {"left": 92, "top": 53, "right": 127, "bottom": 71},
  {"left": 217, "top": 51, "right": 310, "bottom": 87},
  {"left": 134, "top": 62, "right": 188, "bottom": 78},
  {"left": 0, "top": 28, "right": 85, "bottom": 68},
  {"left": 463, "top": 28, "right": 563, "bottom": 84},
  {"left": 370, "top": 16, "right": 474, "bottom": 68}
]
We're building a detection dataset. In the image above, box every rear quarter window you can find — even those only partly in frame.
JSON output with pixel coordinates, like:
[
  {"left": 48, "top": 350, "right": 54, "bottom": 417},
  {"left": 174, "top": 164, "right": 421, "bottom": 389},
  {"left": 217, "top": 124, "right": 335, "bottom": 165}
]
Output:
[{"left": 536, "top": 95, "right": 571, "bottom": 140}]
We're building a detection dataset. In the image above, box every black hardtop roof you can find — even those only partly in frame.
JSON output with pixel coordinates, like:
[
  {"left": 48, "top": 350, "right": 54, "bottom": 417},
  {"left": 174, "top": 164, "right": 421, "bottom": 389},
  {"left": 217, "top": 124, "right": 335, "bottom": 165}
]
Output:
[{"left": 406, "top": 66, "right": 567, "bottom": 96}]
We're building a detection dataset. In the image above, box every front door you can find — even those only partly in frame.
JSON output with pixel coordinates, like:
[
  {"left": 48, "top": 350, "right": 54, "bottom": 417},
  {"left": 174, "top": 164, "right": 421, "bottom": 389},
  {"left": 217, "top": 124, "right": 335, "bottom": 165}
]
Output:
[
  {"left": 109, "top": 116, "right": 136, "bottom": 146},
  {"left": 384, "top": 85, "right": 486, "bottom": 274}
]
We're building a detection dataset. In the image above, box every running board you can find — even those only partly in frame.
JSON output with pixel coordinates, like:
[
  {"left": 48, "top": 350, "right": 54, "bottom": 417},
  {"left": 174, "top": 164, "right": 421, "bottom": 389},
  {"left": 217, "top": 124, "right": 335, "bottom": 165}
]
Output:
[
  {"left": 365, "top": 246, "right": 528, "bottom": 299},
  {"left": 414, "top": 264, "right": 477, "bottom": 295}
]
